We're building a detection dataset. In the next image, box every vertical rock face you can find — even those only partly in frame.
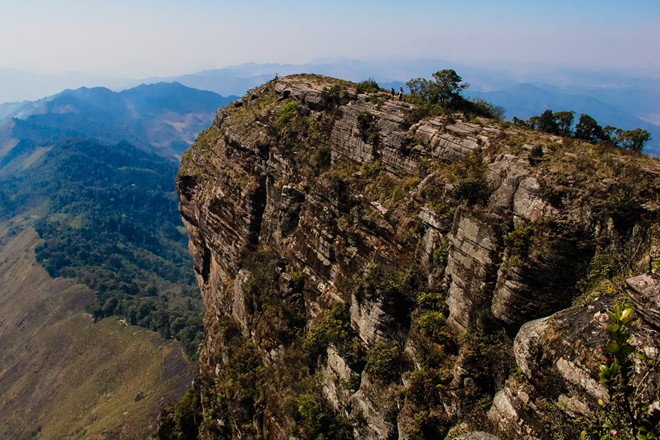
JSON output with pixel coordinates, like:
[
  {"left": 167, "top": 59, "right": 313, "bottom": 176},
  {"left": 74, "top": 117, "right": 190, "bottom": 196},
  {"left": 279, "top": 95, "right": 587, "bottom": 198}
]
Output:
[
  {"left": 445, "top": 209, "right": 502, "bottom": 332},
  {"left": 175, "top": 74, "right": 660, "bottom": 439}
]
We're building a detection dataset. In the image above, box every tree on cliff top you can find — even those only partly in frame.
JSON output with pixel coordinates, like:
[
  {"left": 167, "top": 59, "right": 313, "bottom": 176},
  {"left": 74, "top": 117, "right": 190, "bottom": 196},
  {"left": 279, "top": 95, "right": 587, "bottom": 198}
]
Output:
[
  {"left": 404, "top": 69, "right": 504, "bottom": 121},
  {"left": 407, "top": 69, "right": 469, "bottom": 107},
  {"left": 614, "top": 128, "right": 652, "bottom": 153},
  {"left": 574, "top": 113, "right": 605, "bottom": 143}
]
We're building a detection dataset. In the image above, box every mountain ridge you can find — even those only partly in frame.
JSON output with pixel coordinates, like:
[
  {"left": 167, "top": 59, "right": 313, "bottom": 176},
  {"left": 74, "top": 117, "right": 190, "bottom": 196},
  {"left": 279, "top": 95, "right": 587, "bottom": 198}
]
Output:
[
  {"left": 0, "top": 82, "right": 236, "bottom": 158},
  {"left": 161, "top": 62, "right": 660, "bottom": 155},
  {"left": 169, "top": 74, "right": 660, "bottom": 438},
  {"left": 2, "top": 61, "right": 657, "bottom": 153}
]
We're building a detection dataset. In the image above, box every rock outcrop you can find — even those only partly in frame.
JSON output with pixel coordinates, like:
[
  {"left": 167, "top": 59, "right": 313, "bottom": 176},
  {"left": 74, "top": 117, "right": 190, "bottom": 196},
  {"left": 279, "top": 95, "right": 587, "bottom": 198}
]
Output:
[{"left": 173, "top": 74, "right": 660, "bottom": 439}]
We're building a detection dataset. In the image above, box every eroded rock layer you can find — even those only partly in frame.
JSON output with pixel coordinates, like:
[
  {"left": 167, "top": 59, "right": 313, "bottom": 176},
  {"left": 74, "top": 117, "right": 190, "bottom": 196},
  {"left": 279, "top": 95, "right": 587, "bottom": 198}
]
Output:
[{"left": 174, "top": 75, "right": 660, "bottom": 439}]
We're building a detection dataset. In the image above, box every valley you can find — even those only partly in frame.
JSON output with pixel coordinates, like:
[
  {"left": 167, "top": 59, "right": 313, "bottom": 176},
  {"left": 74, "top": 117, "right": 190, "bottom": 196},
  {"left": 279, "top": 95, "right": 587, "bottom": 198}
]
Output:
[
  {"left": 0, "top": 226, "right": 193, "bottom": 439},
  {"left": 0, "top": 82, "right": 231, "bottom": 437}
]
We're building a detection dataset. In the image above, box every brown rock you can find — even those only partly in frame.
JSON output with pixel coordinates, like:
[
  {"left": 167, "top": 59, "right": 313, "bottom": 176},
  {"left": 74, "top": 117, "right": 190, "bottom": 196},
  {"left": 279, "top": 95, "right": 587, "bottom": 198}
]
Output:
[{"left": 626, "top": 273, "right": 660, "bottom": 328}]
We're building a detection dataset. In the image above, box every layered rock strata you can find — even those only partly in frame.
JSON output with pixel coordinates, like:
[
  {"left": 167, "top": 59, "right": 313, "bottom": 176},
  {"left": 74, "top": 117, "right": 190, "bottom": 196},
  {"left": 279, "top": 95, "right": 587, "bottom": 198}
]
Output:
[{"left": 176, "top": 75, "right": 660, "bottom": 439}]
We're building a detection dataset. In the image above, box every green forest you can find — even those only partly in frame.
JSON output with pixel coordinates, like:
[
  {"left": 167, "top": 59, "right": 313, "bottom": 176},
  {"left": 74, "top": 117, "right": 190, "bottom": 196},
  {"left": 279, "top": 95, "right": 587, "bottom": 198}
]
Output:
[{"left": 0, "top": 138, "right": 203, "bottom": 358}]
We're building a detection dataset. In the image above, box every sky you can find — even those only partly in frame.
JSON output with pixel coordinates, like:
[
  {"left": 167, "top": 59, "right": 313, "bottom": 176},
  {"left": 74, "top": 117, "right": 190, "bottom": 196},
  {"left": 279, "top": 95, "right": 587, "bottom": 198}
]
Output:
[{"left": 2, "top": 0, "right": 659, "bottom": 79}]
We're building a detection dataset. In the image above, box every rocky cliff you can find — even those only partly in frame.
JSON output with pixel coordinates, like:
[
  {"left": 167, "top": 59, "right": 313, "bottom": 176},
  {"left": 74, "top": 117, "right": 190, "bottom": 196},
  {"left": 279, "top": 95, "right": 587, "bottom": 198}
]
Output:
[{"left": 172, "top": 74, "right": 660, "bottom": 439}]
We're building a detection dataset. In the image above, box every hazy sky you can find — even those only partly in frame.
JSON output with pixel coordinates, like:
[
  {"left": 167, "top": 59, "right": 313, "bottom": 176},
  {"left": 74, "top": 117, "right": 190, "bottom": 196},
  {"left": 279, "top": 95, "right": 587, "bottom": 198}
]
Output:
[{"left": 1, "top": 0, "right": 659, "bottom": 78}]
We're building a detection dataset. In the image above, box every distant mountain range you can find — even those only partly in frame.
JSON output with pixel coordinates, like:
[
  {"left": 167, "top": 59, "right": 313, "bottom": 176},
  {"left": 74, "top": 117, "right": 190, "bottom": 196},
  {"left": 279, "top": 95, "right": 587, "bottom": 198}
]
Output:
[
  {"left": 0, "top": 81, "right": 236, "bottom": 158},
  {"left": 156, "top": 60, "right": 660, "bottom": 155},
  {"left": 0, "top": 81, "right": 233, "bottom": 436},
  {"left": 1, "top": 59, "right": 658, "bottom": 155},
  {"left": 0, "top": 68, "right": 138, "bottom": 103},
  {"left": 0, "top": 81, "right": 230, "bottom": 357}
]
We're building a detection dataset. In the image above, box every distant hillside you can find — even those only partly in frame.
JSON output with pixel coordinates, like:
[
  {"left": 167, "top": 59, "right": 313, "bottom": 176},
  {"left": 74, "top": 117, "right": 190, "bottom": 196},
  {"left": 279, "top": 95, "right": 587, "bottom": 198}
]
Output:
[
  {"left": 0, "top": 137, "right": 204, "bottom": 358},
  {"left": 0, "top": 80, "right": 220, "bottom": 437},
  {"left": 0, "top": 82, "right": 236, "bottom": 157},
  {"left": 0, "top": 227, "right": 193, "bottom": 439}
]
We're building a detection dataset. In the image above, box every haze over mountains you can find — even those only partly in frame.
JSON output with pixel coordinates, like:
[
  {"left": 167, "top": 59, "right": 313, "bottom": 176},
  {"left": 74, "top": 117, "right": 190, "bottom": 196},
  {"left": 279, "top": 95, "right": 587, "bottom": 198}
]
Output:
[
  {"left": 0, "top": 81, "right": 232, "bottom": 437},
  {"left": 0, "top": 82, "right": 236, "bottom": 158},
  {"left": 3, "top": 59, "right": 658, "bottom": 155},
  {"left": 0, "top": 58, "right": 658, "bottom": 437}
]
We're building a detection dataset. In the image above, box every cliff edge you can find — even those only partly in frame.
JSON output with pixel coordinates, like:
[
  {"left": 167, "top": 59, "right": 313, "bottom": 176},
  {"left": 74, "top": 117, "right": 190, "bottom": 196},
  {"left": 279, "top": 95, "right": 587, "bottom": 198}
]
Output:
[{"left": 171, "top": 74, "right": 660, "bottom": 439}]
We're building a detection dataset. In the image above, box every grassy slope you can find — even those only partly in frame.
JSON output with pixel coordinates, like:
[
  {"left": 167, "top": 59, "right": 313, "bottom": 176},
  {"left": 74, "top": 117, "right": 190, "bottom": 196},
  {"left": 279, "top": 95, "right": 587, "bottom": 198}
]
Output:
[
  {"left": 0, "top": 137, "right": 204, "bottom": 359},
  {"left": 0, "top": 226, "right": 193, "bottom": 439}
]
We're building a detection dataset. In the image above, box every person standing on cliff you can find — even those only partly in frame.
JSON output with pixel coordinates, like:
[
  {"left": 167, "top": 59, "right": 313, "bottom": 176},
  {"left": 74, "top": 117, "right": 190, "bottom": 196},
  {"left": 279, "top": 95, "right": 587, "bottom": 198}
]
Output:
[{"left": 398, "top": 86, "right": 403, "bottom": 101}]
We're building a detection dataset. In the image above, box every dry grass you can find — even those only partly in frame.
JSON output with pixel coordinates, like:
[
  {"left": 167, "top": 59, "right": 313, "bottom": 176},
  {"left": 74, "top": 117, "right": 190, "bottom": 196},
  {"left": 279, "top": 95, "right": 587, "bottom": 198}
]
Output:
[{"left": 0, "top": 227, "right": 193, "bottom": 439}]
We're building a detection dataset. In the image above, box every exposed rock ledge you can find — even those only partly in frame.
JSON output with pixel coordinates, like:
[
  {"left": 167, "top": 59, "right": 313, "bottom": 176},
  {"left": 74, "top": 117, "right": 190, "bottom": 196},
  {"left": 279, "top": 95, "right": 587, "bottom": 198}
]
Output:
[{"left": 174, "top": 74, "right": 660, "bottom": 439}]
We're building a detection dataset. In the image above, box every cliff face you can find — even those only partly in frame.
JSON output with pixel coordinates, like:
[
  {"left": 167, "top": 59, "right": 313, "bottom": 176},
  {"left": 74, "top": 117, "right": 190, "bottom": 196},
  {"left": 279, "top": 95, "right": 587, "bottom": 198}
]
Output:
[{"left": 175, "top": 75, "right": 660, "bottom": 439}]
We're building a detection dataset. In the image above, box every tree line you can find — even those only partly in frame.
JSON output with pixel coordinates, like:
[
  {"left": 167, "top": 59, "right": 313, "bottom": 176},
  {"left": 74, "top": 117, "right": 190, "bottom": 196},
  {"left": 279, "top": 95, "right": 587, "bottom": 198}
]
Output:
[
  {"left": 400, "top": 68, "right": 651, "bottom": 153},
  {"left": 514, "top": 109, "right": 651, "bottom": 153}
]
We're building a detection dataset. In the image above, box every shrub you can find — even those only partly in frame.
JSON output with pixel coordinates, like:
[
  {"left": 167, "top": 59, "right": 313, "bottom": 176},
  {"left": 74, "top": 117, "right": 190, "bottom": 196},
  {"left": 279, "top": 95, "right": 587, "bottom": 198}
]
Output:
[
  {"left": 529, "top": 145, "right": 544, "bottom": 165},
  {"left": 454, "top": 176, "right": 491, "bottom": 205},
  {"left": 467, "top": 97, "right": 506, "bottom": 120},
  {"left": 399, "top": 368, "right": 454, "bottom": 439},
  {"left": 416, "top": 311, "right": 446, "bottom": 340},
  {"left": 304, "top": 302, "right": 364, "bottom": 370},
  {"left": 293, "top": 393, "right": 352, "bottom": 439},
  {"left": 432, "top": 238, "right": 450, "bottom": 272},
  {"left": 417, "top": 291, "right": 444, "bottom": 311},
  {"left": 321, "top": 84, "right": 351, "bottom": 109},
  {"left": 503, "top": 225, "right": 534, "bottom": 256},
  {"left": 311, "top": 145, "right": 332, "bottom": 171},
  {"left": 356, "top": 78, "right": 380, "bottom": 94},
  {"left": 365, "top": 340, "right": 404, "bottom": 383},
  {"left": 156, "top": 386, "right": 202, "bottom": 439},
  {"left": 276, "top": 101, "right": 299, "bottom": 127},
  {"left": 285, "top": 263, "right": 304, "bottom": 290},
  {"left": 354, "top": 265, "right": 421, "bottom": 326},
  {"left": 356, "top": 112, "right": 380, "bottom": 145}
]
